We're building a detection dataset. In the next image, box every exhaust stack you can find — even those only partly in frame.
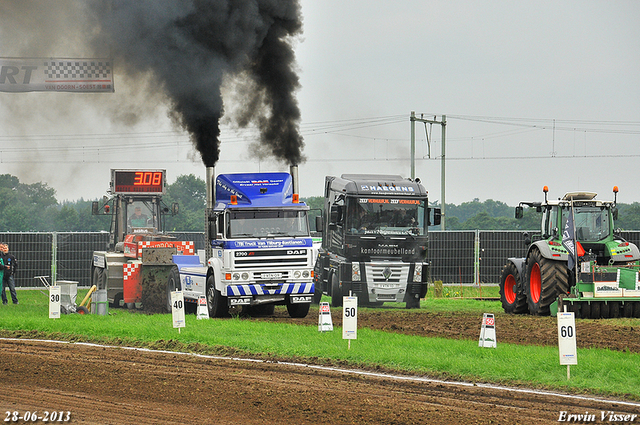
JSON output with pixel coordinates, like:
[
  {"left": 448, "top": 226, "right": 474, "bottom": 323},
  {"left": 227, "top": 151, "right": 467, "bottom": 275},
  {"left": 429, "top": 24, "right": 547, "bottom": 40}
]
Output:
[
  {"left": 290, "top": 165, "right": 299, "bottom": 196},
  {"left": 206, "top": 167, "right": 216, "bottom": 209}
]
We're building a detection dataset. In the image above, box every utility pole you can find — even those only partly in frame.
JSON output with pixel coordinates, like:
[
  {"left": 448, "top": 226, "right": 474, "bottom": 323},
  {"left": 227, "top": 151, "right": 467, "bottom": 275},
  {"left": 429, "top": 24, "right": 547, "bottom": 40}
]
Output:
[{"left": 410, "top": 111, "right": 447, "bottom": 230}]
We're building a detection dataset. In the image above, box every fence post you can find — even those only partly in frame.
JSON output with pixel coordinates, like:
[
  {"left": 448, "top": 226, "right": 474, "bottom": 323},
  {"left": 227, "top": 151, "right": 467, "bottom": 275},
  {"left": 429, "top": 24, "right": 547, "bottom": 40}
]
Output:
[
  {"left": 474, "top": 230, "right": 480, "bottom": 285},
  {"left": 51, "top": 232, "right": 58, "bottom": 285}
]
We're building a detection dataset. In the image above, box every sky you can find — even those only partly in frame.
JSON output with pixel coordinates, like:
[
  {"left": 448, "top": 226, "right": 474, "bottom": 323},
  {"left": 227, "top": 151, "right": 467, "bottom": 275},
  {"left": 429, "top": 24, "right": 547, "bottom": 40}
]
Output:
[{"left": 0, "top": 0, "right": 639, "bottom": 209}]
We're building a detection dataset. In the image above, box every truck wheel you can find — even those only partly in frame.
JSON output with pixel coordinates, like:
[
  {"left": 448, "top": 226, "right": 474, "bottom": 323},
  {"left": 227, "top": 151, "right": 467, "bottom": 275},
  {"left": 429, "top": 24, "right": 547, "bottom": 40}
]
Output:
[
  {"left": 206, "top": 275, "right": 229, "bottom": 318},
  {"left": 287, "top": 302, "right": 310, "bottom": 318},
  {"left": 166, "top": 267, "right": 181, "bottom": 313},
  {"left": 499, "top": 262, "right": 528, "bottom": 314},
  {"left": 92, "top": 267, "right": 107, "bottom": 290},
  {"left": 525, "top": 248, "right": 569, "bottom": 315},
  {"left": 330, "top": 273, "right": 343, "bottom": 307},
  {"left": 405, "top": 294, "right": 420, "bottom": 309}
]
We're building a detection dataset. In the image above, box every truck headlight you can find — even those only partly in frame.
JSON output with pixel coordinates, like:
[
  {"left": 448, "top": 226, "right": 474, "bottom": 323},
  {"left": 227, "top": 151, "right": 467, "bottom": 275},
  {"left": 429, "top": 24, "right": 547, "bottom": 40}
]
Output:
[
  {"left": 294, "top": 271, "right": 301, "bottom": 279},
  {"left": 413, "top": 265, "right": 422, "bottom": 282},
  {"left": 241, "top": 272, "right": 249, "bottom": 280},
  {"left": 232, "top": 273, "right": 240, "bottom": 280},
  {"left": 302, "top": 270, "right": 310, "bottom": 278},
  {"left": 352, "top": 262, "right": 360, "bottom": 281}
]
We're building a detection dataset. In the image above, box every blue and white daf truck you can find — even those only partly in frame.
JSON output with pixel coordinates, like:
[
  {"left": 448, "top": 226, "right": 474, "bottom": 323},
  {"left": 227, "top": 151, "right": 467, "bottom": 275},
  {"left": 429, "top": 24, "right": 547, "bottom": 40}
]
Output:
[{"left": 169, "top": 166, "right": 315, "bottom": 318}]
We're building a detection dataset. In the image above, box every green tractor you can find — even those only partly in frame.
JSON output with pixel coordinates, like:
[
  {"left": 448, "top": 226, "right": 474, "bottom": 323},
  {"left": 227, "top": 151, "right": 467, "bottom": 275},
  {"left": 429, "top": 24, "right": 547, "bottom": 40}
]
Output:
[{"left": 500, "top": 186, "right": 640, "bottom": 318}]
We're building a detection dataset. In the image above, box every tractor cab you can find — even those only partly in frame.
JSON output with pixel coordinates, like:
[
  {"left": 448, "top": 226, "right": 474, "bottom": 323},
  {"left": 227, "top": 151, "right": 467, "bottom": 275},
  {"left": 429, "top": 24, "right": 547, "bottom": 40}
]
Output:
[{"left": 92, "top": 169, "right": 178, "bottom": 250}]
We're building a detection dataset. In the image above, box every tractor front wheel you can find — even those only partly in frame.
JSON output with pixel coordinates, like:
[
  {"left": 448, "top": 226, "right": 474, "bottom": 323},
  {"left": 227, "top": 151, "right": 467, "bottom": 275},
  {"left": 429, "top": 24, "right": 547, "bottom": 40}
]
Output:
[
  {"left": 525, "top": 248, "right": 569, "bottom": 315},
  {"left": 499, "top": 262, "right": 528, "bottom": 314}
]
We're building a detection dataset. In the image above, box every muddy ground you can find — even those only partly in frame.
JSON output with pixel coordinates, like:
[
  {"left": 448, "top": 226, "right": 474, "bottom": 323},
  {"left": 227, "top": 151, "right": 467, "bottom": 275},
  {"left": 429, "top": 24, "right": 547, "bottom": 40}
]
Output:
[{"left": 1, "top": 306, "right": 639, "bottom": 424}]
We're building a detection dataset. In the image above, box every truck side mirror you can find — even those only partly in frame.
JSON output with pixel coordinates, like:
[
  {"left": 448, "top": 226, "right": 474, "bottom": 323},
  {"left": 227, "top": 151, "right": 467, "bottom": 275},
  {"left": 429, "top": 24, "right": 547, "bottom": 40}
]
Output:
[
  {"left": 172, "top": 202, "right": 179, "bottom": 216},
  {"left": 207, "top": 214, "right": 217, "bottom": 240},
  {"left": 315, "top": 215, "right": 324, "bottom": 233},
  {"left": 432, "top": 208, "right": 442, "bottom": 226},
  {"left": 515, "top": 206, "right": 523, "bottom": 219},
  {"left": 92, "top": 201, "right": 99, "bottom": 215}
]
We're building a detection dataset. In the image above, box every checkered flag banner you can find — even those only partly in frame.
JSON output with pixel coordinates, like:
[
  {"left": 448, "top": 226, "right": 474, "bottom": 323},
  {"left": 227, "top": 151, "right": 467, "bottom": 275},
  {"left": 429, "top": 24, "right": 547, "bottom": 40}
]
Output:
[{"left": 0, "top": 57, "right": 114, "bottom": 93}]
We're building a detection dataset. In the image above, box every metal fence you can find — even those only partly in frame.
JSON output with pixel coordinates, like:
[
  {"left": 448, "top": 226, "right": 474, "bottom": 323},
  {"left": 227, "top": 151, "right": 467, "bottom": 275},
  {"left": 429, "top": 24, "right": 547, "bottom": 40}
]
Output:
[
  {"left": 0, "top": 232, "right": 208, "bottom": 288},
  {"left": 4, "top": 230, "right": 640, "bottom": 288}
]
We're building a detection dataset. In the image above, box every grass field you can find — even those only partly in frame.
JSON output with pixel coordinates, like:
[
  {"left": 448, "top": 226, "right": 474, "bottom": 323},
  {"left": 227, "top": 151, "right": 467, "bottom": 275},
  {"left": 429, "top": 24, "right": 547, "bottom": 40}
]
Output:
[{"left": 2, "top": 288, "right": 640, "bottom": 401}]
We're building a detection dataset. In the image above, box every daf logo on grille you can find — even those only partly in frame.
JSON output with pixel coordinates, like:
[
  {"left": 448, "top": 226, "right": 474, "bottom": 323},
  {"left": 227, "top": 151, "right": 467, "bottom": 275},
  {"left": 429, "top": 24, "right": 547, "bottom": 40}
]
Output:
[{"left": 383, "top": 267, "right": 392, "bottom": 280}]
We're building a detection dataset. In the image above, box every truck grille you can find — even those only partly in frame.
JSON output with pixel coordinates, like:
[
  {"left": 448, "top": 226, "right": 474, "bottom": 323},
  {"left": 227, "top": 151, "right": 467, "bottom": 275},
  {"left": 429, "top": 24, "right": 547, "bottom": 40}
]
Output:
[
  {"left": 365, "top": 263, "right": 409, "bottom": 283},
  {"left": 233, "top": 250, "right": 308, "bottom": 269}
]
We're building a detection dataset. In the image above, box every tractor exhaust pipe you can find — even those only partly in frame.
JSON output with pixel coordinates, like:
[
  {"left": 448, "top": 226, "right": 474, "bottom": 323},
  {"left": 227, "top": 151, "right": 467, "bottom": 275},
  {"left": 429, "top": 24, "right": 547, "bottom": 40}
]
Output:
[
  {"left": 290, "top": 165, "right": 299, "bottom": 196},
  {"left": 206, "top": 166, "right": 215, "bottom": 209}
]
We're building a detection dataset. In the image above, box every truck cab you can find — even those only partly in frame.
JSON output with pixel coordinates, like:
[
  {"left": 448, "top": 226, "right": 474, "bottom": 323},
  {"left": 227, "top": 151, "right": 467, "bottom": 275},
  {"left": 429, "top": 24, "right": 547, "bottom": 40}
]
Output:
[
  {"left": 314, "top": 174, "right": 440, "bottom": 308},
  {"left": 173, "top": 170, "right": 315, "bottom": 318}
]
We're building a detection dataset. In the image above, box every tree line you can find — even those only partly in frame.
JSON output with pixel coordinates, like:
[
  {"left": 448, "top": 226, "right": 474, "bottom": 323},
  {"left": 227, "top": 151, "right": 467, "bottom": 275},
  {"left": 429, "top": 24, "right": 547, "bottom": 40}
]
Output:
[{"left": 2, "top": 173, "right": 640, "bottom": 232}]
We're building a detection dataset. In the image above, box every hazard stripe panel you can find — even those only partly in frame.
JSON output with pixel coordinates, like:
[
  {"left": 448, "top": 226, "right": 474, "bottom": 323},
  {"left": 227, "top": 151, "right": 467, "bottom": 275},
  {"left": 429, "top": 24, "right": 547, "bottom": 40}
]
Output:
[{"left": 226, "top": 282, "right": 314, "bottom": 296}]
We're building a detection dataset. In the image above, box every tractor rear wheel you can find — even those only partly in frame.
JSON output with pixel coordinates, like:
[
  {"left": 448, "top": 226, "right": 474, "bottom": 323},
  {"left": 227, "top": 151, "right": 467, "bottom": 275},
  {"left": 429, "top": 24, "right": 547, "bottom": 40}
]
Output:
[
  {"left": 206, "top": 275, "right": 229, "bottom": 318},
  {"left": 499, "top": 262, "right": 528, "bottom": 314},
  {"left": 525, "top": 248, "right": 569, "bottom": 316}
]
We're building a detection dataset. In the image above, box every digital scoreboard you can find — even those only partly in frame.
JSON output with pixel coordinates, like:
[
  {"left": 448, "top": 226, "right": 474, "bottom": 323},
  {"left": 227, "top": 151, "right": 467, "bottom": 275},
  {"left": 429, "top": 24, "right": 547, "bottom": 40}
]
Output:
[{"left": 111, "top": 169, "right": 166, "bottom": 194}]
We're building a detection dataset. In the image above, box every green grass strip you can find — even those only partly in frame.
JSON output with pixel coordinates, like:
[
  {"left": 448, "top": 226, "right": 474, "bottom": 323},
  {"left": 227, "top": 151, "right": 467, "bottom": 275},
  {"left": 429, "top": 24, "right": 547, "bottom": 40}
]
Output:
[{"left": 3, "top": 289, "right": 639, "bottom": 401}]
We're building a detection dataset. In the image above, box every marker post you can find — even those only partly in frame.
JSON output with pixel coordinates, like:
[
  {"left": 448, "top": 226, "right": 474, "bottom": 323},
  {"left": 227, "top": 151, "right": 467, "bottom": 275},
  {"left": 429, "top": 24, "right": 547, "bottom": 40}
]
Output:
[
  {"left": 342, "top": 294, "right": 357, "bottom": 349},
  {"left": 171, "top": 291, "right": 186, "bottom": 333},
  {"left": 557, "top": 306, "right": 577, "bottom": 380}
]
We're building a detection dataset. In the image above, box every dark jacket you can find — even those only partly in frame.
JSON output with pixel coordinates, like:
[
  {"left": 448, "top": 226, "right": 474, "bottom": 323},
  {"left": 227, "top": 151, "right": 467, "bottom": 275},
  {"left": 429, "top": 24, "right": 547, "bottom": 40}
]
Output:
[{"left": 2, "top": 252, "right": 17, "bottom": 280}]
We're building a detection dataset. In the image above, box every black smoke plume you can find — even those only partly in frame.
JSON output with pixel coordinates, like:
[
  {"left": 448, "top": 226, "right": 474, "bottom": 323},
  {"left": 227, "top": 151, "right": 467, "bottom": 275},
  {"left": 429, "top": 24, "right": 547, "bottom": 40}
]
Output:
[{"left": 88, "top": 0, "right": 305, "bottom": 167}]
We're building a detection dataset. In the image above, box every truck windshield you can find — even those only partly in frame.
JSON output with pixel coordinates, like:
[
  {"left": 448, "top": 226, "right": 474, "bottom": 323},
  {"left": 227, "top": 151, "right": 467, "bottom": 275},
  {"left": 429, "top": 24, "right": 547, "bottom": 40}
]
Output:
[
  {"left": 127, "top": 201, "right": 156, "bottom": 229},
  {"left": 561, "top": 206, "right": 610, "bottom": 242},
  {"left": 346, "top": 198, "right": 426, "bottom": 235},
  {"left": 229, "top": 210, "right": 309, "bottom": 238}
]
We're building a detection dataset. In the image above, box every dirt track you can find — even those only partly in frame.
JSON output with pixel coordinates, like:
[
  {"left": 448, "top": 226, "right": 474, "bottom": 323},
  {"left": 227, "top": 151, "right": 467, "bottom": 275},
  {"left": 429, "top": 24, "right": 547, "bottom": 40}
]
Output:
[{"left": 2, "top": 307, "right": 640, "bottom": 424}]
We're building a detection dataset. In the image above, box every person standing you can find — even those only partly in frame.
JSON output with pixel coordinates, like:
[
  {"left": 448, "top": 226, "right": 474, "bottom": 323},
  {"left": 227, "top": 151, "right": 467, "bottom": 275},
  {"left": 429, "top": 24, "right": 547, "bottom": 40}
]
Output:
[{"left": 1, "top": 243, "right": 18, "bottom": 305}]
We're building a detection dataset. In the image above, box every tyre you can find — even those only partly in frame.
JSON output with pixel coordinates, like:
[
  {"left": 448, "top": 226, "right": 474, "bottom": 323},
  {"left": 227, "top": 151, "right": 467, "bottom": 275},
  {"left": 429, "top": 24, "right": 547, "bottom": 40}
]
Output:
[
  {"left": 92, "top": 267, "right": 107, "bottom": 290},
  {"left": 499, "top": 262, "right": 528, "bottom": 314},
  {"left": 312, "top": 276, "right": 323, "bottom": 304},
  {"left": 525, "top": 248, "right": 569, "bottom": 316},
  {"left": 286, "top": 302, "right": 310, "bottom": 318},
  {"left": 330, "top": 273, "right": 343, "bottom": 307},
  {"left": 581, "top": 302, "right": 591, "bottom": 319},
  {"left": 166, "top": 266, "right": 181, "bottom": 313},
  {"left": 206, "top": 275, "right": 229, "bottom": 318},
  {"left": 111, "top": 292, "right": 123, "bottom": 309},
  {"left": 405, "top": 294, "right": 420, "bottom": 309},
  {"left": 76, "top": 305, "right": 89, "bottom": 315}
]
